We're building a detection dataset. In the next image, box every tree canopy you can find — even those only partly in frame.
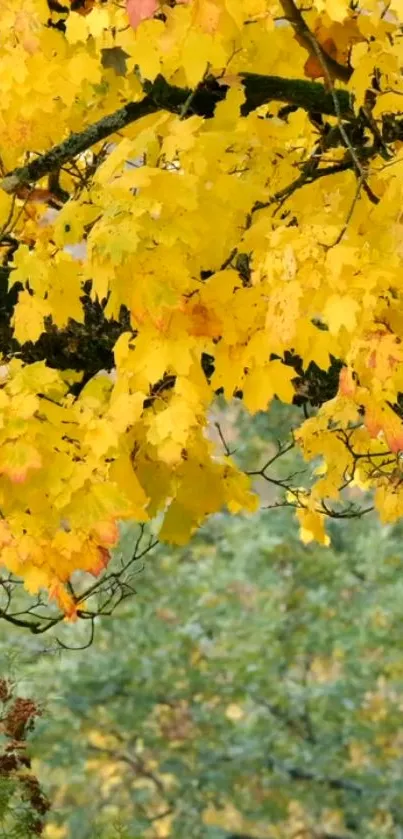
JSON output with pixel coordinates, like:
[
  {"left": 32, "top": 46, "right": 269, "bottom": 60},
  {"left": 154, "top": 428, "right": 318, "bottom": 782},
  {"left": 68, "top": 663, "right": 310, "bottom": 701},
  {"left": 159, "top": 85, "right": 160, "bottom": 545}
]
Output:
[{"left": 1, "top": 0, "right": 403, "bottom": 621}]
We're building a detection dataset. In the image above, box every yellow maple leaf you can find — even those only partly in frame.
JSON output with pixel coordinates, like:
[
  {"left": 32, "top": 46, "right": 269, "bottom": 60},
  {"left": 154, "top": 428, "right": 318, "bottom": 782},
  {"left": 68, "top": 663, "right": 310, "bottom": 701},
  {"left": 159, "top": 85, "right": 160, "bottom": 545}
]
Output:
[
  {"left": 242, "top": 361, "right": 295, "bottom": 413},
  {"left": 0, "top": 440, "right": 42, "bottom": 484},
  {"left": 296, "top": 507, "right": 331, "bottom": 547},
  {"left": 109, "top": 455, "right": 150, "bottom": 520},
  {"left": 159, "top": 501, "right": 198, "bottom": 544},
  {"left": 323, "top": 294, "right": 359, "bottom": 335},
  {"left": 84, "top": 418, "right": 119, "bottom": 458},
  {"left": 13, "top": 290, "right": 50, "bottom": 344},
  {"left": 65, "top": 12, "right": 88, "bottom": 44}
]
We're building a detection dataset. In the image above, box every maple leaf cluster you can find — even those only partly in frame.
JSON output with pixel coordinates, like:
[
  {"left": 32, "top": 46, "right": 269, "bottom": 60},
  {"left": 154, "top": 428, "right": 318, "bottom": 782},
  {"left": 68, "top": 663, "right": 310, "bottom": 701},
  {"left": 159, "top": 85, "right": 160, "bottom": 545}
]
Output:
[{"left": 0, "top": 0, "right": 403, "bottom": 614}]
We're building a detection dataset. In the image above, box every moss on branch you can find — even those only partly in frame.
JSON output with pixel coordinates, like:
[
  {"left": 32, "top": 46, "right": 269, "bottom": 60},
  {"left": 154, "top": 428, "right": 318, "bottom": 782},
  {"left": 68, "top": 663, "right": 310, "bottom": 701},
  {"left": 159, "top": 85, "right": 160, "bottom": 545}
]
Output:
[{"left": 1, "top": 74, "right": 353, "bottom": 194}]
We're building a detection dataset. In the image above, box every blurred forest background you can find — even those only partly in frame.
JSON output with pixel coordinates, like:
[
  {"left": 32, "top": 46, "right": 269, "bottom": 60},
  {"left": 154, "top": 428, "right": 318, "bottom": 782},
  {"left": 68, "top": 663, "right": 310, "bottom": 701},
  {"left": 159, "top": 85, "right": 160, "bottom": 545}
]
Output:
[{"left": 1, "top": 400, "right": 403, "bottom": 839}]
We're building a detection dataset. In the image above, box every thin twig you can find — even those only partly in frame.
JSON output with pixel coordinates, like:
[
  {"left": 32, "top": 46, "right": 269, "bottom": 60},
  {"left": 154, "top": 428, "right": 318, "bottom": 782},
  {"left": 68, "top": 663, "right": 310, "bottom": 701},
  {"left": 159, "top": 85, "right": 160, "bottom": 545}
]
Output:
[
  {"left": 214, "top": 422, "right": 236, "bottom": 456},
  {"left": 321, "top": 172, "right": 364, "bottom": 248}
]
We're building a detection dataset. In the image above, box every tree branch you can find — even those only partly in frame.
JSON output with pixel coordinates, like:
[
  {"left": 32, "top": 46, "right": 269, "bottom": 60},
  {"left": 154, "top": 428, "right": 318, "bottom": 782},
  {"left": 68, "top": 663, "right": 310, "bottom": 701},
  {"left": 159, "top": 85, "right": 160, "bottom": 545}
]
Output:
[
  {"left": 1, "top": 96, "right": 158, "bottom": 195},
  {"left": 228, "top": 834, "right": 351, "bottom": 839},
  {"left": 267, "top": 757, "right": 363, "bottom": 795},
  {"left": 0, "top": 74, "right": 353, "bottom": 195},
  {"left": 278, "top": 0, "right": 352, "bottom": 83},
  {"left": 240, "top": 73, "right": 352, "bottom": 116}
]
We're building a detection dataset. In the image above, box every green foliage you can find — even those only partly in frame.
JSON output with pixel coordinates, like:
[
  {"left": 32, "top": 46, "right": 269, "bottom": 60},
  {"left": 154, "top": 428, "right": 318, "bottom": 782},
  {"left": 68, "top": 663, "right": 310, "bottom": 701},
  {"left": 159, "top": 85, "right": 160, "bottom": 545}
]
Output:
[{"left": 26, "top": 519, "right": 403, "bottom": 835}]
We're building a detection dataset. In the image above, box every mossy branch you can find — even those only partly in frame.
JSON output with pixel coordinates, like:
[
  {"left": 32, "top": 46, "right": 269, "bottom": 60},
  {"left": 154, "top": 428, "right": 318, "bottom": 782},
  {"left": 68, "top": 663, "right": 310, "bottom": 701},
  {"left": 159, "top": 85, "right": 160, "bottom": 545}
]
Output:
[{"left": 0, "top": 74, "right": 353, "bottom": 194}]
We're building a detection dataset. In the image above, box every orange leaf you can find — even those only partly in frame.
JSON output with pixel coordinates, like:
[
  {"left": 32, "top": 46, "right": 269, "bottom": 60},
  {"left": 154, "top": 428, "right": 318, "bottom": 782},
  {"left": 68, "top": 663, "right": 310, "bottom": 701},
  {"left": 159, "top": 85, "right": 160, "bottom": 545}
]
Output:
[
  {"left": 303, "top": 38, "right": 338, "bottom": 80},
  {"left": 338, "top": 366, "right": 356, "bottom": 398},
  {"left": 187, "top": 302, "right": 222, "bottom": 338},
  {"left": 88, "top": 546, "right": 111, "bottom": 578},
  {"left": 49, "top": 582, "right": 78, "bottom": 620},
  {"left": 92, "top": 519, "right": 119, "bottom": 547},
  {"left": 382, "top": 410, "right": 403, "bottom": 455},
  {"left": 364, "top": 405, "right": 383, "bottom": 439}
]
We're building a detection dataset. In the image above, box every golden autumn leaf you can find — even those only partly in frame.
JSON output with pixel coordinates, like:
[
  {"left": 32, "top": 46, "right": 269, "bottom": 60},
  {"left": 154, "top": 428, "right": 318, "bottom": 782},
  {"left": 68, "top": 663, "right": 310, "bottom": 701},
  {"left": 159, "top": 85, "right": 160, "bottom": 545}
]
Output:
[
  {"left": 297, "top": 508, "right": 331, "bottom": 547},
  {"left": 12, "top": 291, "right": 50, "bottom": 344},
  {"left": 242, "top": 361, "right": 295, "bottom": 414},
  {"left": 0, "top": 440, "right": 42, "bottom": 484}
]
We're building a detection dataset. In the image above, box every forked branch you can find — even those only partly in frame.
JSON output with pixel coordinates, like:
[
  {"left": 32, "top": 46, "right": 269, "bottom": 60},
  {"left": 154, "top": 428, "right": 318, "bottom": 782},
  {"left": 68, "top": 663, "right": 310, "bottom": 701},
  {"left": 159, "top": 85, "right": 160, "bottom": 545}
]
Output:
[{"left": 278, "top": 0, "right": 352, "bottom": 83}]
